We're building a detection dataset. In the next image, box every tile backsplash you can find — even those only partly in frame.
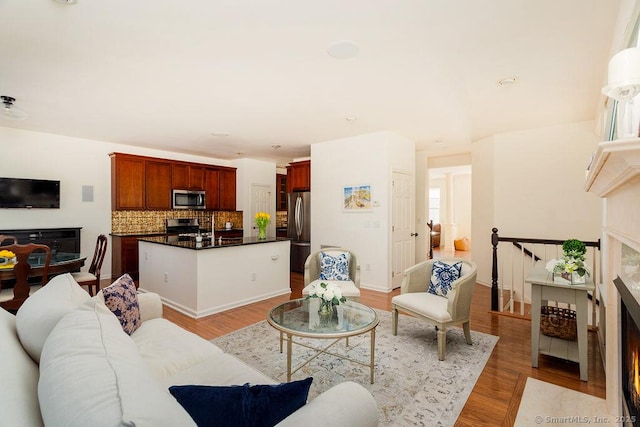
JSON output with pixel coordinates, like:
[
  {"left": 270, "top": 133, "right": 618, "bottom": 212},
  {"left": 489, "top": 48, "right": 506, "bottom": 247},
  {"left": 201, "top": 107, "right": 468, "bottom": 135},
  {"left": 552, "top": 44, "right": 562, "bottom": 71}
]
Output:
[
  {"left": 276, "top": 211, "right": 287, "bottom": 227},
  {"left": 112, "top": 210, "right": 243, "bottom": 234}
]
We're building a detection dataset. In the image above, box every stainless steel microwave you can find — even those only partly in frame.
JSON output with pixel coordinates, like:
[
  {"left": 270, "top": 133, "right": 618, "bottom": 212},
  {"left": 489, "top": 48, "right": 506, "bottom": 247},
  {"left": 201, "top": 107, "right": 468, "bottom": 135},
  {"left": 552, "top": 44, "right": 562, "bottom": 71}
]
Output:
[{"left": 172, "top": 189, "right": 206, "bottom": 210}]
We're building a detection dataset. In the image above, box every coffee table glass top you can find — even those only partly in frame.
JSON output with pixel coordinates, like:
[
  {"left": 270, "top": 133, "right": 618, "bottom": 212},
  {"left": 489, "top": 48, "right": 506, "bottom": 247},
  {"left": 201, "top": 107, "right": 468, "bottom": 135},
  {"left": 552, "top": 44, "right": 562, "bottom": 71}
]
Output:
[{"left": 268, "top": 298, "right": 378, "bottom": 336}]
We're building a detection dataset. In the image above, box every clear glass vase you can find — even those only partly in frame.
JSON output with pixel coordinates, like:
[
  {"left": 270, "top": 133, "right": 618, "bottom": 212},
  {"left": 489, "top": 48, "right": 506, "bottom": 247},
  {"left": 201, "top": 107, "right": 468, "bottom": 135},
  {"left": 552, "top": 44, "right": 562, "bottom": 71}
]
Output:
[{"left": 258, "top": 226, "right": 266, "bottom": 239}]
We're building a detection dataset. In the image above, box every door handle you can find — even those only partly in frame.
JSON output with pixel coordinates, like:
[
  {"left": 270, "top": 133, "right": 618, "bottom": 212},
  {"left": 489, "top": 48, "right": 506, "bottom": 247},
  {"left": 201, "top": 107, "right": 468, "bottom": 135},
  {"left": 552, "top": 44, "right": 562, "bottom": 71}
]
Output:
[{"left": 411, "top": 232, "right": 419, "bottom": 237}]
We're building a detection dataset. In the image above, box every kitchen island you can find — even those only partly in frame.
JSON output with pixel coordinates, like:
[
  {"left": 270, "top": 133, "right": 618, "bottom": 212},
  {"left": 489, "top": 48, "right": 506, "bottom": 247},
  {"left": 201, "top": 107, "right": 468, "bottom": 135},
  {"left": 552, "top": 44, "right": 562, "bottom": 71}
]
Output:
[{"left": 138, "top": 236, "right": 291, "bottom": 318}]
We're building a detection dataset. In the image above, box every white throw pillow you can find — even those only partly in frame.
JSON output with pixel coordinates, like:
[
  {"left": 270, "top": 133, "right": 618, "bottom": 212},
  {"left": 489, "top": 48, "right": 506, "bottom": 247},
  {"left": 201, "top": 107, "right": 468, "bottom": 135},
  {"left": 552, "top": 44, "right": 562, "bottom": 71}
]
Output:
[
  {"left": 16, "top": 273, "right": 91, "bottom": 363},
  {"left": 38, "top": 300, "right": 196, "bottom": 427}
]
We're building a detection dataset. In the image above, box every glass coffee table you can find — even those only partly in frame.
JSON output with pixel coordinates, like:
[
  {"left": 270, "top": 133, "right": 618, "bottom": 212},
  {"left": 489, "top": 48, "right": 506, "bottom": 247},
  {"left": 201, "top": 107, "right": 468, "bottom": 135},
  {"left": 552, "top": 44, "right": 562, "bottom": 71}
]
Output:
[{"left": 267, "top": 298, "right": 379, "bottom": 384}]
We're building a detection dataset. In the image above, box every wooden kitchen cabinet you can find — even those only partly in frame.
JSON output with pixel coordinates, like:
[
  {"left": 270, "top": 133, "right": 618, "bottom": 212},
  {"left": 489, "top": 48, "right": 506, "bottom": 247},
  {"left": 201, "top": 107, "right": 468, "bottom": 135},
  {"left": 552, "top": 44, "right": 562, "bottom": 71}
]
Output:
[
  {"left": 172, "top": 164, "right": 205, "bottom": 190},
  {"left": 112, "top": 235, "right": 140, "bottom": 280},
  {"left": 286, "top": 160, "right": 310, "bottom": 192},
  {"left": 145, "top": 160, "right": 172, "bottom": 210},
  {"left": 276, "top": 174, "right": 287, "bottom": 211},
  {"left": 111, "top": 153, "right": 145, "bottom": 210},
  {"left": 110, "top": 153, "right": 236, "bottom": 212},
  {"left": 205, "top": 168, "right": 220, "bottom": 210},
  {"left": 218, "top": 167, "right": 237, "bottom": 211}
]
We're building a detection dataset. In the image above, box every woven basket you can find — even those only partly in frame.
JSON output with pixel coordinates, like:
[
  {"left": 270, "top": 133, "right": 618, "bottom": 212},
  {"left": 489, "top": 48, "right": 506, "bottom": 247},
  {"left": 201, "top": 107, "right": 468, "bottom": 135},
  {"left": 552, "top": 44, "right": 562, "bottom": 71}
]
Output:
[{"left": 540, "top": 306, "right": 577, "bottom": 341}]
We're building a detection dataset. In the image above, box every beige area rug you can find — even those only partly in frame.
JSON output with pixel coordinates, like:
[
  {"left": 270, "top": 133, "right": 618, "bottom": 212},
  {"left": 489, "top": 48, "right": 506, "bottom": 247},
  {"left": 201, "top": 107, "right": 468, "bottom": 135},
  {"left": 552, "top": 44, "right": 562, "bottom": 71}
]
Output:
[
  {"left": 515, "top": 378, "right": 611, "bottom": 426},
  {"left": 212, "top": 309, "right": 498, "bottom": 426}
]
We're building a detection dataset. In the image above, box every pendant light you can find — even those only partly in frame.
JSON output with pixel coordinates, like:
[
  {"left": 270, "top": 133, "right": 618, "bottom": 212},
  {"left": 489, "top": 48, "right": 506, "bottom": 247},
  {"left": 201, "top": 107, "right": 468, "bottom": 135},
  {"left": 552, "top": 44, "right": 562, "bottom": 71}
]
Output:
[{"left": 0, "top": 96, "right": 27, "bottom": 121}]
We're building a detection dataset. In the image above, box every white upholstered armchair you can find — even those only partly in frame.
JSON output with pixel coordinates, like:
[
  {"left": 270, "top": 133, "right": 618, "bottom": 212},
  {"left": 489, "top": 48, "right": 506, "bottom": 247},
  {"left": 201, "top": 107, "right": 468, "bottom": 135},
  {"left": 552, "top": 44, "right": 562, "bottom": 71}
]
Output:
[
  {"left": 391, "top": 258, "right": 478, "bottom": 361},
  {"left": 302, "top": 248, "right": 361, "bottom": 301}
]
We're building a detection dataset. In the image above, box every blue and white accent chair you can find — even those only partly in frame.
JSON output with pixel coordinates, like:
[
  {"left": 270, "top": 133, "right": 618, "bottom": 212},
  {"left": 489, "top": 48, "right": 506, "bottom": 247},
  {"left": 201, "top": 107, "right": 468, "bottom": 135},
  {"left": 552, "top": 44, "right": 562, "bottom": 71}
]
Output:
[{"left": 392, "top": 258, "right": 477, "bottom": 361}]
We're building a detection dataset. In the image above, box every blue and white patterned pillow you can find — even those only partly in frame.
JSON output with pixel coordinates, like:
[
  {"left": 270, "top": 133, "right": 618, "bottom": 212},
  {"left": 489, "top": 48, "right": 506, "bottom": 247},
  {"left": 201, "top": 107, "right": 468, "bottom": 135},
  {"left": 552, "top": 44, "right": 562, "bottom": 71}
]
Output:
[
  {"left": 319, "top": 251, "right": 350, "bottom": 281},
  {"left": 428, "top": 260, "right": 463, "bottom": 297}
]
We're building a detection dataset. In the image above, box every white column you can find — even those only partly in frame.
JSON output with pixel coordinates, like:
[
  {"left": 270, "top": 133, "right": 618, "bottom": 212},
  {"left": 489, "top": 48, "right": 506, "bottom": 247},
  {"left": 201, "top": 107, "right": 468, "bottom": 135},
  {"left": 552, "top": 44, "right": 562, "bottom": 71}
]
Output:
[{"left": 442, "top": 173, "right": 457, "bottom": 252}]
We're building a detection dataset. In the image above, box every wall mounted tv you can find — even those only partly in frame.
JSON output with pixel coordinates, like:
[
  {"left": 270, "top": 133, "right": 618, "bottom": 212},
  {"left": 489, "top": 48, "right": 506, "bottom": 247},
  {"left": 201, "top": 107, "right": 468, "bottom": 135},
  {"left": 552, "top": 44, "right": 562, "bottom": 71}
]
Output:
[{"left": 0, "top": 177, "right": 60, "bottom": 209}]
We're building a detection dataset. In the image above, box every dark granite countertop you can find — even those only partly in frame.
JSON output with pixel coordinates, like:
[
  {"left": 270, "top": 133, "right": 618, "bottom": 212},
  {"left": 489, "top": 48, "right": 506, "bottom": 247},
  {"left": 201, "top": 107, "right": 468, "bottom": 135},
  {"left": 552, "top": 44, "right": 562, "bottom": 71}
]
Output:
[
  {"left": 110, "top": 232, "right": 167, "bottom": 237},
  {"left": 111, "top": 228, "right": 244, "bottom": 237},
  {"left": 139, "top": 235, "right": 289, "bottom": 250}
]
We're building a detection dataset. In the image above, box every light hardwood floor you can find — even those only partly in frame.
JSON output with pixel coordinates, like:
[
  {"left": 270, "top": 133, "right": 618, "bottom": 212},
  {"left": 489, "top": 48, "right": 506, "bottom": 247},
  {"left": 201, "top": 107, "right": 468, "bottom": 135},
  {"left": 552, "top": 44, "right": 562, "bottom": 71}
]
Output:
[{"left": 157, "top": 269, "right": 605, "bottom": 426}]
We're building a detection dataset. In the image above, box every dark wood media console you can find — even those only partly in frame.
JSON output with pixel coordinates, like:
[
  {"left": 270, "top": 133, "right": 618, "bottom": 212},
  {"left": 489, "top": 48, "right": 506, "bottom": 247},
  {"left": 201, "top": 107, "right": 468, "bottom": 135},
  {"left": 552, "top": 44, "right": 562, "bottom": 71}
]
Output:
[{"left": 0, "top": 227, "right": 82, "bottom": 253}]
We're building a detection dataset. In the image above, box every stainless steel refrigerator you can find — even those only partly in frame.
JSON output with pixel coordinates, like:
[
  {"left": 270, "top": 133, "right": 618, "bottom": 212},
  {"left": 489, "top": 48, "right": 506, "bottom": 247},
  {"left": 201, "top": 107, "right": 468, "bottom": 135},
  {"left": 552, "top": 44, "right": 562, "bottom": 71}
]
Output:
[{"left": 287, "top": 191, "right": 311, "bottom": 273}]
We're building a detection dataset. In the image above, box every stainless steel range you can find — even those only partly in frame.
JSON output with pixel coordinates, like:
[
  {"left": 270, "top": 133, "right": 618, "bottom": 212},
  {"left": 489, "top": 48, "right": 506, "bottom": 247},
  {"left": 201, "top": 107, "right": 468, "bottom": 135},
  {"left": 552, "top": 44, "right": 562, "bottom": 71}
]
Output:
[{"left": 165, "top": 218, "right": 212, "bottom": 241}]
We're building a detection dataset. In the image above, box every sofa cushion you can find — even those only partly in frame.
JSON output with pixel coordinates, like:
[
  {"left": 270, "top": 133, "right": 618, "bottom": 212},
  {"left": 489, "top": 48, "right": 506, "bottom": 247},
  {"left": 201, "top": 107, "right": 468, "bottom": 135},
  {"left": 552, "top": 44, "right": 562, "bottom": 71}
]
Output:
[
  {"left": 102, "top": 273, "right": 141, "bottom": 335},
  {"left": 16, "top": 272, "right": 91, "bottom": 363},
  {"left": 132, "top": 317, "right": 223, "bottom": 381},
  {"left": 428, "top": 260, "right": 462, "bottom": 297},
  {"left": 319, "top": 251, "right": 350, "bottom": 281},
  {"left": 169, "top": 377, "right": 312, "bottom": 427},
  {"left": 38, "top": 300, "right": 196, "bottom": 427},
  {"left": 0, "top": 307, "right": 44, "bottom": 427},
  {"left": 161, "top": 352, "right": 276, "bottom": 389}
]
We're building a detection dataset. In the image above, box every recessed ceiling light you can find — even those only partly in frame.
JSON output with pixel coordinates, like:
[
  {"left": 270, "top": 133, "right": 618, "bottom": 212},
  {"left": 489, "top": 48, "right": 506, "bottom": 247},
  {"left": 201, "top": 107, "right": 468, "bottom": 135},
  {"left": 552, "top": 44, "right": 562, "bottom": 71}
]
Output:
[
  {"left": 54, "top": 0, "right": 78, "bottom": 4},
  {"left": 211, "top": 132, "right": 230, "bottom": 137},
  {"left": 327, "top": 40, "right": 360, "bottom": 60},
  {"left": 272, "top": 145, "right": 282, "bottom": 149},
  {"left": 345, "top": 116, "right": 357, "bottom": 122},
  {"left": 497, "top": 77, "right": 518, "bottom": 87}
]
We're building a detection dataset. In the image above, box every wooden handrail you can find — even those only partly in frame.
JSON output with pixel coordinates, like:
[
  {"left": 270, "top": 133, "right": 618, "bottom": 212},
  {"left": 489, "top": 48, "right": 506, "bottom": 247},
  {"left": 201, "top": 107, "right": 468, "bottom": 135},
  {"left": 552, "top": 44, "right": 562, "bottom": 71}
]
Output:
[
  {"left": 512, "top": 242, "right": 542, "bottom": 262},
  {"left": 491, "top": 228, "right": 600, "bottom": 311}
]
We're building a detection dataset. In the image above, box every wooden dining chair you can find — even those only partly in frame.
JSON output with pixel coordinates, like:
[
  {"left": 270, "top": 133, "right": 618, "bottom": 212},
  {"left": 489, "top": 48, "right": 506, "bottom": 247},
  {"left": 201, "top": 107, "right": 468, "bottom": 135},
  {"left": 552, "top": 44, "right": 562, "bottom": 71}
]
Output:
[
  {"left": 0, "top": 235, "right": 18, "bottom": 246},
  {"left": 71, "top": 234, "right": 107, "bottom": 296},
  {"left": 0, "top": 243, "right": 51, "bottom": 313}
]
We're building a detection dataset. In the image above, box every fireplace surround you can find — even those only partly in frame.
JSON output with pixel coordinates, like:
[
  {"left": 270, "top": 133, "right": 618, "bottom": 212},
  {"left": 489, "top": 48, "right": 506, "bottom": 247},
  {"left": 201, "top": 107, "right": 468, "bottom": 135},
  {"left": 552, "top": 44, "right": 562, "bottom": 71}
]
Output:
[
  {"left": 585, "top": 137, "right": 640, "bottom": 419},
  {"left": 615, "top": 275, "right": 640, "bottom": 423}
]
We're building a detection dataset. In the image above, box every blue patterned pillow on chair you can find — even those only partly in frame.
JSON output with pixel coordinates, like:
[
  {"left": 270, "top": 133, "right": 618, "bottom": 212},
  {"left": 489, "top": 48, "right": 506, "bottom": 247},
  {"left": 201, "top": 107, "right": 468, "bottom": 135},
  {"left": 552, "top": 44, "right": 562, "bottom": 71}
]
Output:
[
  {"left": 319, "top": 251, "right": 350, "bottom": 281},
  {"left": 428, "top": 260, "right": 463, "bottom": 297}
]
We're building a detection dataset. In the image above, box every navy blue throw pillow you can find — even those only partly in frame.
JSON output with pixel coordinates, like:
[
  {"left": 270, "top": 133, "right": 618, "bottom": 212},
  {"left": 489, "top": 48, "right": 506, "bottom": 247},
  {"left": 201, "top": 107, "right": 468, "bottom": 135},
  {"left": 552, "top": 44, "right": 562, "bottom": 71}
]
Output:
[{"left": 169, "top": 377, "right": 313, "bottom": 427}]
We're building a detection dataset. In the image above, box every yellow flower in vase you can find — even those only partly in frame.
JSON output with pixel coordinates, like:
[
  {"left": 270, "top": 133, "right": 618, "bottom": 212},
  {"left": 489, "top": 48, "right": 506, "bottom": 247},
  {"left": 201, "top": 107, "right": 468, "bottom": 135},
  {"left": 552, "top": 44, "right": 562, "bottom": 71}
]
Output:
[
  {"left": 254, "top": 212, "right": 270, "bottom": 239},
  {"left": 0, "top": 249, "right": 16, "bottom": 266}
]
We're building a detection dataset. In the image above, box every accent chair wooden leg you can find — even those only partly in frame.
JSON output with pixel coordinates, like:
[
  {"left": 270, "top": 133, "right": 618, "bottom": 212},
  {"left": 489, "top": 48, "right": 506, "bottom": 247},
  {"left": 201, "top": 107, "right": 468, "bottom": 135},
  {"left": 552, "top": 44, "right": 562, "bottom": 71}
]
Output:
[
  {"left": 463, "top": 321, "right": 472, "bottom": 345},
  {"left": 391, "top": 306, "right": 398, "bottom": 335},
  {"left": 437, "top": 327, "right": 446, "bottom": 361}
]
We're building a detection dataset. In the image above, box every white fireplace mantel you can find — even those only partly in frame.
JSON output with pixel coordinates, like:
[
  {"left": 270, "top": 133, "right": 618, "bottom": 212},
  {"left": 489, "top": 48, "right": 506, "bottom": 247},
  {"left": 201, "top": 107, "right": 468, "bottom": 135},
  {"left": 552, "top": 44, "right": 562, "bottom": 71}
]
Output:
[
  {"left": 586, "top": 136, "right": 640, "bottom": 418},
  {"left": 585, "top": 137, "right": 640, "bottom": 197}
]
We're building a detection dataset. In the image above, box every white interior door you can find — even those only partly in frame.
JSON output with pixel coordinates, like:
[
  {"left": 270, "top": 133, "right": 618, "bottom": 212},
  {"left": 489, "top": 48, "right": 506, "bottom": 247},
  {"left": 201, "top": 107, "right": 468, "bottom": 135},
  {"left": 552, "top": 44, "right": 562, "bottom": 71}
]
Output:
[
  {"left": 392, "top": 171, "right": 415, "bottom": 289},
  {"left": 250, "top": 184, "right": 272, "bottom": 237}
]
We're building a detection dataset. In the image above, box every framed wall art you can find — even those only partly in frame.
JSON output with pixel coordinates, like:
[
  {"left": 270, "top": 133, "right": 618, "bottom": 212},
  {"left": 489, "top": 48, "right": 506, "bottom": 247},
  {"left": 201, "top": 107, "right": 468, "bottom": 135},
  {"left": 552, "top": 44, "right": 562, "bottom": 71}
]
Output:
[{"left": 343, "top": 185, "right": 372, "bottom": 212}]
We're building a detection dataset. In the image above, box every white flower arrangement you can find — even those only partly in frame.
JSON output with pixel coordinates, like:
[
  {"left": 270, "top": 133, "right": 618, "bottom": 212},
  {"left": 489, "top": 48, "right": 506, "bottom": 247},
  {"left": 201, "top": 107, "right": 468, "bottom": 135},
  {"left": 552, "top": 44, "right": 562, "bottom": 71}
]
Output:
[
  {"left": 308, "top": 282, "right": 347, "bottom": 305},
  {"left": 545, "top": 239, "right": 590, "bottom": 280},
  {"left": 545, "top": 257, "right": 590, "bottom": 277}
]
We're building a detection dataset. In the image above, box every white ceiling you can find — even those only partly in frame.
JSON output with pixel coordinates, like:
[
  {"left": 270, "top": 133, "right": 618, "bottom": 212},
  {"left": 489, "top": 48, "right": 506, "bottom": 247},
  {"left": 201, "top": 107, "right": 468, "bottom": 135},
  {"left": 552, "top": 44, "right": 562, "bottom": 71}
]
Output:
[{"left": 0, "top": 0, "right": 622, "bottom": 166}]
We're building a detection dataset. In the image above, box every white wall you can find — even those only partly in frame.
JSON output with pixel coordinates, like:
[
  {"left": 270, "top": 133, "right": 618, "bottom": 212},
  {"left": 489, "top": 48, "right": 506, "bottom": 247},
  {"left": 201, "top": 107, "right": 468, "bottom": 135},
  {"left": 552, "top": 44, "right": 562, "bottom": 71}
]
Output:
[
  {"left": 453, "top": 173, "right": 472, "bottom": 240},
  {"left": 311, "top": 131, "right": 415, "bottom": 292},
  {"left": 471, "top": 135, "right": 495, "bottom": 285},
  {"left": 415, "top": 150, "right": 428, "bottom": 263},
  {"left": 0, "top": 126, "right": 233, "bottom": 280},
  {"left": 471, "top": 121, "right": 602, "bottom": 285},
  {"left": 233, "top": 158, "right": 277, "bottom": 236}
]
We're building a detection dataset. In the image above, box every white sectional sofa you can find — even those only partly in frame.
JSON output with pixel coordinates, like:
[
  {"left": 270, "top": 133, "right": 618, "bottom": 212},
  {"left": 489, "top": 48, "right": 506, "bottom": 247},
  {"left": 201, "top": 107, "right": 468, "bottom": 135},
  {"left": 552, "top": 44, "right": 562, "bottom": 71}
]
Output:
[{"left": 0, "top": 273, "right": 379, "bottom": 427}]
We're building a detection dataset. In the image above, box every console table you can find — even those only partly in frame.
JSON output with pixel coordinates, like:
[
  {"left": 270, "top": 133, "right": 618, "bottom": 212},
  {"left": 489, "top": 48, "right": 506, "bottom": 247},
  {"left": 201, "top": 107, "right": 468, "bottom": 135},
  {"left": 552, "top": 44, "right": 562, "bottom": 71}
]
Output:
[
  {"left": 526, "top": 261, "right": 594, "bottom": 381},
  {"left": 0, "top": 227, "right": 81, "bottom": 253}
]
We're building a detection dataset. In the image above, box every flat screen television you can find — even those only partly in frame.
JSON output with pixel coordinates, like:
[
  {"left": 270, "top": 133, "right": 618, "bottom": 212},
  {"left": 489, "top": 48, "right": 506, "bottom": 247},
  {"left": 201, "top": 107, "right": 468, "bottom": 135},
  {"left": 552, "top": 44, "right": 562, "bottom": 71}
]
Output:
[{"left": 0, "top": 177, "right": 60, "bottom": 209}]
